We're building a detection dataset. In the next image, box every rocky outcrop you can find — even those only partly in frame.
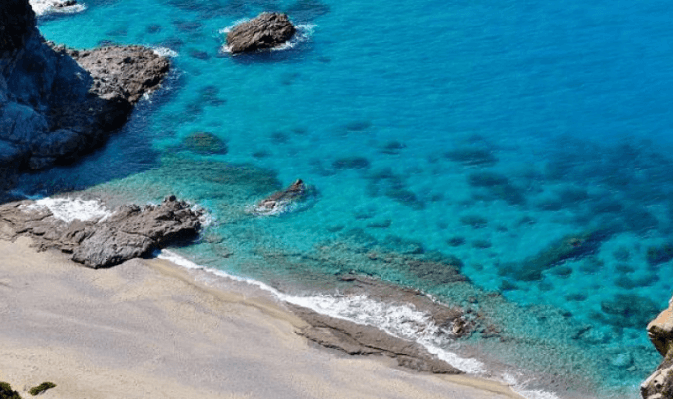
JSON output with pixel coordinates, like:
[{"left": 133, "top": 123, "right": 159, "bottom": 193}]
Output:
[
  {"left": 0, "top": 196, "right": 202, "bottom": 268},
  {"left": 292, "top": 304, "right": 462, "bottom": 374},
  {"left": 226, "top": 12, "right": 296, "bottom": 54},
  {"left": 642, "top": 297, "right": 673, "bottom": 398},
  {"left": 0, "top": 0, "right": 35, "bottom": 54},
  {"left": 252, "top": 179, "right": 315, "bottom": 215},
  {"left": 0, "top": 0, "right": 169, "bottom": 183}
]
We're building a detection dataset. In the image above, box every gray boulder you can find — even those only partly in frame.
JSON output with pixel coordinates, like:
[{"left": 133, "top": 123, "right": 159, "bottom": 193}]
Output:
[
  {"left": 226, "top": 12, "right": 296, "bottom": 54},
  {"left": 0, "top": 0, "right": 170, "bottom": 193},
  {"left": 0, "top": 196, "right": 202, "bottom": 268}
]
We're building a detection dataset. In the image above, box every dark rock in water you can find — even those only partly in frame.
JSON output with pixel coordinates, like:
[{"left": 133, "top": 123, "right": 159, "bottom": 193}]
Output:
[
  {"left": 615, "top": 274, "right": 658, "bottom": 289},
  {"left": 385, "top": 188, "right": 425, "bottom": 210},
  {"left": 183, "top": 132, "right": 228, "bottom": 155},
  {"left": 467, "top": 171, "right": 509, "bottom": 187},
  {"left": 383, "top": 235, "right": 424, "bottom": 255},
  {"left": 549, "top": 265, "right": 573, "bottom": 278},
  {"left": 380, "top": 140, "right": 406, "bottom": 155},
  {"left": 467, "top": 171, "right": 526, "bottom": 206},
  {"left": 647, "top": 243, "right": 673, "bottom": 266},
  {"left": 447, "top": 236, "right": 465, "bottom": 247},
  {"left": 600, "top": 294, "right": 659, "bottom": 329},
  {"left": 0, "top": 2, "right": 170, "bottom": 189},
  {"left": 146, "top": 24, "right": 162, "bottom": 33},
  {"left": 445, "top": 147, "right": 498, "bottom": 167},
  {"left": 226, "top": 13, "right": 296, "bottom": 54},
  {"left": 270, "top": 131, "right": 289, "bottom": 144},
  {"left": 188, "top": 49, "right": 211, "bottom": 60},
  {"left": 623, "top": 207, "right": 659, "bottom": 234},
  {"left": 253, "top": 179, "right": 314, "bottom": 215},
  {"left": 0, "top": 196, "right": 202, "bottom": 269},
  {"left": 332, "top": 156, "right": 370, "bottom": 170},
  {"left": 252, "top": 149, "right": 271, "bottom": 158},
  {"left": 344, "top": 120, "right": 372, "bottom": 132},
  {"left": 505, "top": 229, "right": 613, "bottom": 281}
]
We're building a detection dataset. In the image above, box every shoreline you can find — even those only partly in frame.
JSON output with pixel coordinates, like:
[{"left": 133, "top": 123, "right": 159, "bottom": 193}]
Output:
[{"left": 0, "top": 234, "right": 524, "bottom": 399}]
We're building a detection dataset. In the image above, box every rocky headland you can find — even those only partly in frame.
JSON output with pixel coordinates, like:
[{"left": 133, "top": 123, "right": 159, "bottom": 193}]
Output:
[
  {"left": 0, "top": 196, "right": 202, "bottom": 268},
  {"left": 0, "top": 0, "right": 169, "bottom": 194},
  {"left": 642, "top": 297, "right": 673, "bottom": 398},
  {"left": 226, "top": 12, "right": 297, "bottom": 54}
]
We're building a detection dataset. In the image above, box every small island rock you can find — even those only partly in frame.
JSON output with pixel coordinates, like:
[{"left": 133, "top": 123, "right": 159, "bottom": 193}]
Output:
[{"left": 226, "top": 13, "right": 296, "bottom": 54}]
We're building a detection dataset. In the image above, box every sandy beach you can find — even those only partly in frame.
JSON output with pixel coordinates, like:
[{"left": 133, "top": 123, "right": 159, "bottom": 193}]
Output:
[{"left": 0, "top": 234, "right": 523, "bottom": 399}]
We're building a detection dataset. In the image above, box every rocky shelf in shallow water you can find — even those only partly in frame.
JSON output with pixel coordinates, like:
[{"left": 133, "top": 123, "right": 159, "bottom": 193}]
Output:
[
  {"left": 0, "top": 196, "right": 202, "bottom": 268},
  {"left": 0, "top": 0, "right": 169, "bottom": 193}
]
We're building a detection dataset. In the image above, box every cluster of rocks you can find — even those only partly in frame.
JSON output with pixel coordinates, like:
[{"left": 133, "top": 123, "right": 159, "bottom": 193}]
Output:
[
  {"left": 0, "top": 196, "right": 202, "bottom": 268},
  {"left": 642, "top": 298, "right": 673, "bottom": 398},
  {"left": 0, "top": 0, "right": 169, "bottom": 188}
]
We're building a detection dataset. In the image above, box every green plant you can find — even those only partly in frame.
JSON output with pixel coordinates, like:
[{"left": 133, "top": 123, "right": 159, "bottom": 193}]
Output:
[
  {"left": 0, "top": 381, "right": 22, "bottom": 399},
  {"left": 28, "top": 382, "right": 55, "bottom": 396}
]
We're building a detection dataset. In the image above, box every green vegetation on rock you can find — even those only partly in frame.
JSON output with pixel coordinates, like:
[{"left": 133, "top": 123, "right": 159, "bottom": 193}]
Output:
[
  {"left": 28, "top": 382, "right": 56, "bottom": 396},
  {"left": 0, "top": 382, "right": 22, "bottom": 399}
]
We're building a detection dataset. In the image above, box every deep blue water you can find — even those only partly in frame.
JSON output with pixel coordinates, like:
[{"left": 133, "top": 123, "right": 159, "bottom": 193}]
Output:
[{"left": 23, "top": 0, "right": 673, "bottom": 396}]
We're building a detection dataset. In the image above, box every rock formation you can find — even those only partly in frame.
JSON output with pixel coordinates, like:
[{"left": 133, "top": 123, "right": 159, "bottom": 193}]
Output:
[
  {"left": 642, "top": 297, "right": 673, "bottom": 398},
  {"left": 0, "top": 196, "right": 202, "bottom": 268},
  {"left": 252, "top": 179, "right": 314, "bottom": 215},
  {"left": 292, "top": 304, "right": 462, "bottom": 374},
  {"left": 0, "top": 0, "right": 169, "bottom": 187},
  {"left": 226, "top": 12, "right": 296, "bottom": 54}
]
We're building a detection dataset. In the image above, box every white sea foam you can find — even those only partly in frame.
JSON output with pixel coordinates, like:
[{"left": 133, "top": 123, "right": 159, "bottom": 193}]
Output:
[
  {"left": 151, "top": 47, "right": 179, "bottom": 58},
  {"left": 157, "top": 249, "right": 484, "bottom": 374},
  {"left": 272, "top": 24, "right": 315, "bottom": 51},
  {"left": 30, "top": 0, "right": 86, "bottom": 17},
  {"left": 157, "top": 250, "right": 570, "bottom": 399},
  {"left": 503, "top": 373, "right": 562, "bottom": 399},
  {"left": 24, "top": 197, "right": 113, "bottom": 223},
  {"left": 220, "top": 23, "right": 316, "bottom": 54}
]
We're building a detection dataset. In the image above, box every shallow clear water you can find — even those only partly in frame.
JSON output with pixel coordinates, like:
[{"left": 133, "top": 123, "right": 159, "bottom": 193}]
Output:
[{"left": 21, "top": 0, "right": 673, "bottom": 396}]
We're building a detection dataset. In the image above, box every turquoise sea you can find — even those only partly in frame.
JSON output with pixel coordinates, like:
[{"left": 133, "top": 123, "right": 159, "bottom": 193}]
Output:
[{"left": 20, "top": 0, "right": 673, "bottom": 397}]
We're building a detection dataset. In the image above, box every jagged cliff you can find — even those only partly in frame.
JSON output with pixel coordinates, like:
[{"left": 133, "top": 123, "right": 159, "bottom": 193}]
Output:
[
  {"left": 0, "top": 0, "right": 169, "bottom": 192},
  {"left": 642, "top": 298, "right": 673, "bottom": 398}
]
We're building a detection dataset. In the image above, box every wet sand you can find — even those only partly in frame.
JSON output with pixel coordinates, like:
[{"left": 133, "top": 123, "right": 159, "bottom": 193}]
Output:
[{"left": 0, "top": 235, "right": 523, "bottom": 399}]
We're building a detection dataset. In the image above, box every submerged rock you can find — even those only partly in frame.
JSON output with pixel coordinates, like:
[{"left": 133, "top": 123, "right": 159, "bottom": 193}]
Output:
[
  {"left": 252, "top": 179, "right": 315, "bottom": 215},
  {"left": 226, "top": 13, "right": 296, "bottom": 54},
  {"left": 0, "top": 196, "right": 201, "bottom": 268},
  {"left": 183, "top": 131, "right": 228, "bottom": 155},
  {"left": 502, "top": 228, "right": 613, "bottom": 281},
  {"left": 642, "top": 297, "right": 673, "bottom": 398}
]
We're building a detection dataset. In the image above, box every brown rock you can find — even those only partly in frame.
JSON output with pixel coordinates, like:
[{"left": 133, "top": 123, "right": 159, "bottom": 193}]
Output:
[
  {"left": 226, "top": 13, "right": 296, "bottom": 54},
  {"left": 642, "top": 297, "right": 673, "bottom": 398}
]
